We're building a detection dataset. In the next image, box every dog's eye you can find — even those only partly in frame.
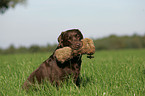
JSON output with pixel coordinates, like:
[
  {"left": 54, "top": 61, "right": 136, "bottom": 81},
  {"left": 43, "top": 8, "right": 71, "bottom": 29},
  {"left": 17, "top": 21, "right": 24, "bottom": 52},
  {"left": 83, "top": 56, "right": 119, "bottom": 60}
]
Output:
[{"left": 76, "top": 34, "right": 80, "bottom": 38}]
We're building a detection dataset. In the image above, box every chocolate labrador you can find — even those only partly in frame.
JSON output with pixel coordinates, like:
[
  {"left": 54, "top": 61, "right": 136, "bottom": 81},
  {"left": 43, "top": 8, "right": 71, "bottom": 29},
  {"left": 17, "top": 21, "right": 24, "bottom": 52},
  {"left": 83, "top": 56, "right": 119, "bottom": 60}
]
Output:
[{"left": 22, "top": 29, "right": 83, "bottom": 89}]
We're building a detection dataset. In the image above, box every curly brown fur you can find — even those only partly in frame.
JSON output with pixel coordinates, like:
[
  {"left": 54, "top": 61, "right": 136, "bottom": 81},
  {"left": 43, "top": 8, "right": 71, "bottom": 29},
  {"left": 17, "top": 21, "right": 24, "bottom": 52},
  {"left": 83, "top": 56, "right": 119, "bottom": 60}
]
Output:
[
  {"left": 54, "top": 47, "right": 72, "bottom": 63},
  {"left": 55, "top": 38, "right": 95, "bottom": 62}
]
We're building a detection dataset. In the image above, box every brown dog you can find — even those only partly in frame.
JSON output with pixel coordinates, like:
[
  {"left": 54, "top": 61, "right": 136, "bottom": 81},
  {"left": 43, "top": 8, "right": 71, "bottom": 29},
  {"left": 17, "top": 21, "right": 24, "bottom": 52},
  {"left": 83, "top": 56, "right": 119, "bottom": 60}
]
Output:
[{"left": 22, "top": 29, "right": 83, "bottom": 89}]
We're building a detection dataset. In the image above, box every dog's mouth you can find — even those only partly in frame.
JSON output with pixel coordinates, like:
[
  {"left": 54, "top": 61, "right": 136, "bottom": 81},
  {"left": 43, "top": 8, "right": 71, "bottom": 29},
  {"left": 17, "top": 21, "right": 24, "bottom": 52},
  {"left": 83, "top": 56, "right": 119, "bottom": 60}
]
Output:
[{"left": 71, "top": 42, "right": 83, "bottom": 50}]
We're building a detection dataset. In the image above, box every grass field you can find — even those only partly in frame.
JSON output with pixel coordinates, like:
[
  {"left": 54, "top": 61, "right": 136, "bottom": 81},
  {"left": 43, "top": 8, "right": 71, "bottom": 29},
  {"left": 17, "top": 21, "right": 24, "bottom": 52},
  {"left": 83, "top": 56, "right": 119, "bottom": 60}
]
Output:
[{"left": 0, "top": 49, "right": 145, "bottom": 96}]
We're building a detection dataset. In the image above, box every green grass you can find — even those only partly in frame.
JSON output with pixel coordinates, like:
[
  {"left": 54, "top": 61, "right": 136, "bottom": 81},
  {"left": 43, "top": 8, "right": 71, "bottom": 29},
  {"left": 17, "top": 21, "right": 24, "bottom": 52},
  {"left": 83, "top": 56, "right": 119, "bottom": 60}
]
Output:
[{"left": 0, "top": 49, "right": 145, "bottom": 96}]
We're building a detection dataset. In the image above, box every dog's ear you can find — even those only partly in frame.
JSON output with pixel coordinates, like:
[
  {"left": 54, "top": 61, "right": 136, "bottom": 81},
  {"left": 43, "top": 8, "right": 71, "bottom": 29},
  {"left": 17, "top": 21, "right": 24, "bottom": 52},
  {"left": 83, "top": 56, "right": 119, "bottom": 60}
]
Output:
[{"left": 58, "top": 32, "right": 64, "bottom": 48}]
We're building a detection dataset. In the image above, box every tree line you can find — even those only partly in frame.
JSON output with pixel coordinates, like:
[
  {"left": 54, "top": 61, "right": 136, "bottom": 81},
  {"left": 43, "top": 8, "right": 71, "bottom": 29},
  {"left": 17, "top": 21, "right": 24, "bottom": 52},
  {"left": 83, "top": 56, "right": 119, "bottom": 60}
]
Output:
[
  {"left": 0, "top": 44, "right": 57, "bottom": 54},
  {"left": 94, "top": 34, "right": 145, "bottom": 50},
  {"left": 0, "top": 34, "right": 145, "bottom": 54}
]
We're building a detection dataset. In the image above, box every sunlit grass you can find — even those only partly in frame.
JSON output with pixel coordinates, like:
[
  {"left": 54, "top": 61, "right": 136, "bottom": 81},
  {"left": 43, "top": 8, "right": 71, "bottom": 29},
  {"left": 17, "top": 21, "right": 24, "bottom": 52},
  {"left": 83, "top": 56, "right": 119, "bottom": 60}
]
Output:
[{"left": 0, "top": 49, "right": 145, "bottom": 96}]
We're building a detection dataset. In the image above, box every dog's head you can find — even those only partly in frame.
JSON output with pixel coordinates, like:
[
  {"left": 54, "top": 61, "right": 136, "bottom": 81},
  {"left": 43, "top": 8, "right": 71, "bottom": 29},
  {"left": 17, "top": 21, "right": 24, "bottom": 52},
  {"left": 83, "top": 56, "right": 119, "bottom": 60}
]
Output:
[{"left": 58, "top": 29, "right": 83, "bottom": 50}]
